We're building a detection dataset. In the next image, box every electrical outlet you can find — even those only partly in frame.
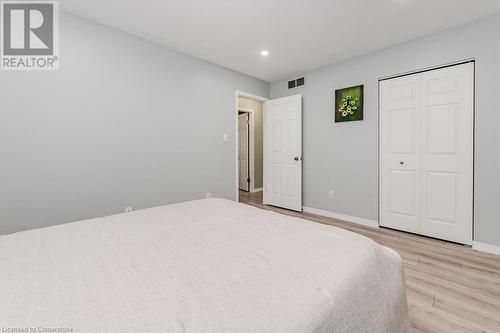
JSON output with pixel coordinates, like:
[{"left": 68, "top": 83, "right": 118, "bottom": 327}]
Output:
[
  {"left": 206, "top": 193, "right": 211, "bottom": 199},
  {"left": 328, "top": 190, "right": 334, "bottom": 199},
  {"left": 125, "top": 207, "right": 133, "bottom": 213}
]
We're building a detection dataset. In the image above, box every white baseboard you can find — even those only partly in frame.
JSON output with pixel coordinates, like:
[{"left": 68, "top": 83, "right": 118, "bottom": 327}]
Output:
[
  {"left": 251, "top": 187, "right": 263, "bottom": 193},
  {"left": 303, "top": 207, "right": 379, "bottom": 229},
  {"left": 472, "top": 241, "right": 500, "bottom": 255}
]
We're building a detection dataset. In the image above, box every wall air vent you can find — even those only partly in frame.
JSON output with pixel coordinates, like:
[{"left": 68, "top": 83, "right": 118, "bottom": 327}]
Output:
[{"left": 288, "top": 77, "right": 305, "bottom": 89}]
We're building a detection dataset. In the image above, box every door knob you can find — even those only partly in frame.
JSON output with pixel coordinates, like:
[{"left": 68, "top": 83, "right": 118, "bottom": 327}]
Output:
[
  {"left": 294, "top": 157, "right": 302, "bottom": 161},
  {"left": 400, "top": 161, "right": 405, "bottom": 165}
]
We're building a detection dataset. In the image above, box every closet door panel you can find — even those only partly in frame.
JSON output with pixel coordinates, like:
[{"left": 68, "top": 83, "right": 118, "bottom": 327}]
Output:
[
  {"left": 379, "top": 74, "right": 421, "bottom": 233},
  {"left": 420, "top": 63, "right": 474, "bottom": 245}
]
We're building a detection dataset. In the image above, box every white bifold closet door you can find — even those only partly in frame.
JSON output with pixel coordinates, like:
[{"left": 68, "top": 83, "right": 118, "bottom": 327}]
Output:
[{"left": 379, "top": 63, "right": 474, "bottom": 245}]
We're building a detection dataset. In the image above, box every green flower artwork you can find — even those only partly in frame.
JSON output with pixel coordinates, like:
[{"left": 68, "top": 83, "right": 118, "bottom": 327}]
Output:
[{"left": 335, "top": 85, "right": 364, "bottom": 122}]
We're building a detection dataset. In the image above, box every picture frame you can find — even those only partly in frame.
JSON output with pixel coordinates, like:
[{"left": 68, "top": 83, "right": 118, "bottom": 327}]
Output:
[{"left": 335, "top": 85, "right": 364, "bottom": 122}]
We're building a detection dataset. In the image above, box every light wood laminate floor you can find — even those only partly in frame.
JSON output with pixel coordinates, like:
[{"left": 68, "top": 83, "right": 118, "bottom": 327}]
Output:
[{"left": 239, "top": 190, "right": 500, "bottom": 333}]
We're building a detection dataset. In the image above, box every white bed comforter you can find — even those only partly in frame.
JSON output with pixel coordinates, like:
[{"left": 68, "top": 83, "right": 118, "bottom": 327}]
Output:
[{"left": 0, "top": 199, "right": 409, "bottom": 333}]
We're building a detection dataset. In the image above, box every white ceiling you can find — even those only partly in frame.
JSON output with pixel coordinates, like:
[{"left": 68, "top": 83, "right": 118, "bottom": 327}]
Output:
[{"left": 61, "top": 0, "right": 500, "bottom": 82}]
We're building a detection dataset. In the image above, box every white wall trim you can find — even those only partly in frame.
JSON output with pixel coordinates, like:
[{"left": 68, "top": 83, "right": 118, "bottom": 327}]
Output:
[
  {"left": 236, "top": 90, "right": 268, "bottom": 102},
  {"left": 473, "top": 241, "right": 500, "bottom": 256},
  {"left": 302, "top": 208, "right": 500, "bottom": 254},
  {"left": 303, "top": 207, "right": 379, "bottom": 229}
]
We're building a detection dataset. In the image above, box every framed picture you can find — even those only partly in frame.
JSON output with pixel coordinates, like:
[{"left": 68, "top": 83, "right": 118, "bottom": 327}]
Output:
[{"left": 335, "top": 85, "right": 364, "bottom": 122}]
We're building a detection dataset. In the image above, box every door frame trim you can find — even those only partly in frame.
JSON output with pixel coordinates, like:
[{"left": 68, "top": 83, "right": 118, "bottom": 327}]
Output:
[
  {"left": 377, "top": 60, "right": 476, "bottom": 243},
  {"left": 378, "top": 58, "right": 475, "bottom": 81},
  {"left": 235, "top": 91, "right": 268, "bottom": 202}
]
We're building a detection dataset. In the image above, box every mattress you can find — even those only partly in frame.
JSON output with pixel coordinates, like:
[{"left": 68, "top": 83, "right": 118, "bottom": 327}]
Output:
[{"left": 0, "top": 198, "right": 409, "bottom": 332}]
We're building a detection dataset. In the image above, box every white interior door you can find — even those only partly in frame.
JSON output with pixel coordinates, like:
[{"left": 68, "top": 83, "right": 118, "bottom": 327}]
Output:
[
  {"left": 419, "top": 64, "right": 474, "bottom": 244},
  {"left": 238, "top": 113, "right": 249, "bottom": 191},
  {"left": 379, "top": 74, "right": 421, "bottom": 234},
  {"left": 379, "top": 63, "right": 473, "bottom": 245},
  {"left": 263, "top": 94, "right": 302, "bottom": 211}
]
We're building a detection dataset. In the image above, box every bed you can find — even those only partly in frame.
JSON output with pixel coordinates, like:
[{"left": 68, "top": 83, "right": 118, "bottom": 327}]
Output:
[{"left": 0, "top": 198, "right": 409, "bottom": 332}]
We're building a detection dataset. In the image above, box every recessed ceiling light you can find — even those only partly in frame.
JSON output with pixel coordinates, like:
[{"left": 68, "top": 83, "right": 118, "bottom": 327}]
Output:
[{"left": 260, "top": 50, "right": 269, "bottom": 57}]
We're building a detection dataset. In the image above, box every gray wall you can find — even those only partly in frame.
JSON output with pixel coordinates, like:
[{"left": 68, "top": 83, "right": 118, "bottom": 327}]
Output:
[
  {"left": 270, "top": 15, "right": 500, "bottom": 247},
  {"left": 0, "top": 13, "right": 268, "bottom": 234}
]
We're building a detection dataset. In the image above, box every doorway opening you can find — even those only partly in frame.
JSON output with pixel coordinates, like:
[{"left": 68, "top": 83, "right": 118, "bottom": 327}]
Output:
[
  {"left": 235, "top": 91, "right": 303, "bottom": 212},
  {"left": 235, "top": 91, "right": 267, "bottom": 206}
]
